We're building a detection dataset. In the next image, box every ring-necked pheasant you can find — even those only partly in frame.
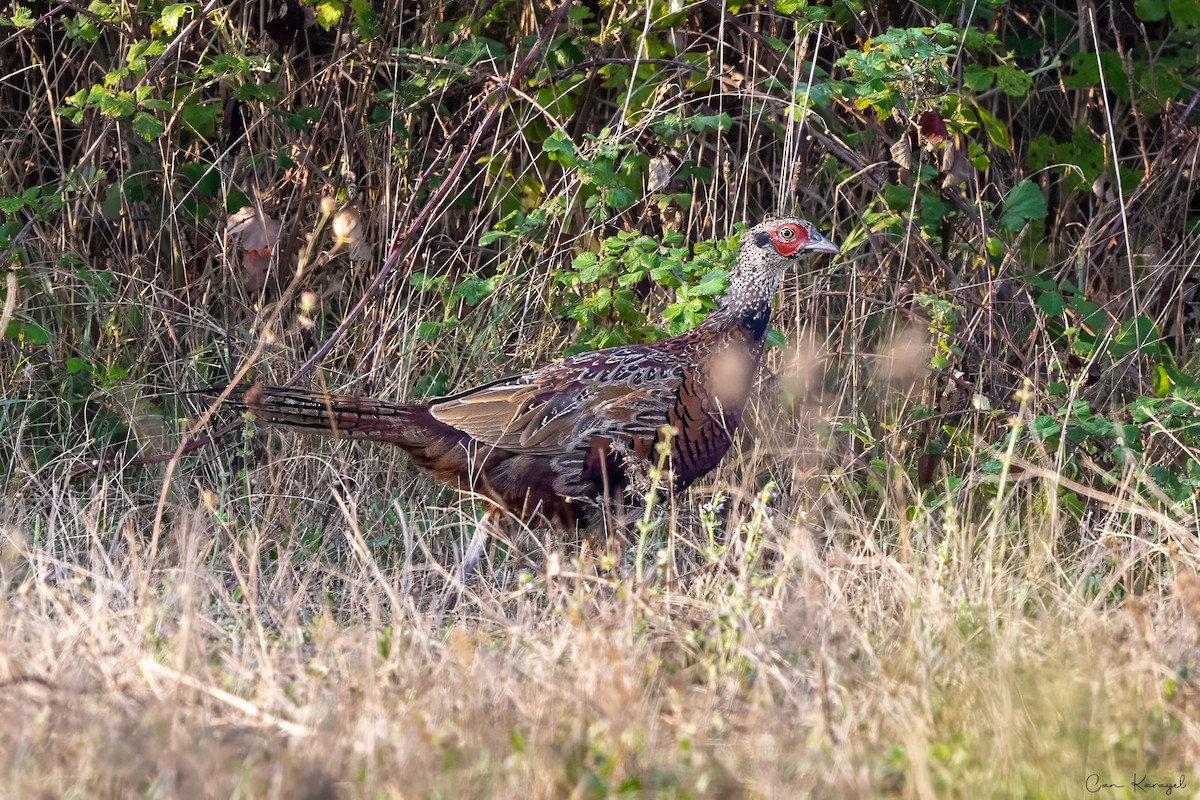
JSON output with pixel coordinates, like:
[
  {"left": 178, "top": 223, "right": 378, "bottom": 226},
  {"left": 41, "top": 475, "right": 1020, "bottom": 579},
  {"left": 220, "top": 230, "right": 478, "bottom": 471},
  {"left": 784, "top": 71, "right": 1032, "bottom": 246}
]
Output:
[{"left": 211, "top": 217, "right": 837, "bottom": 572}]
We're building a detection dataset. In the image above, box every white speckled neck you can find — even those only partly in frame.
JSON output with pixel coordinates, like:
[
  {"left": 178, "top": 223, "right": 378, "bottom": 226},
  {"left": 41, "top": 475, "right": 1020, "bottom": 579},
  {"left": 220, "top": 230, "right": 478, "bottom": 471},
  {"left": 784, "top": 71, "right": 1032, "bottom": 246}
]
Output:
[{"left": 702, "top": 224, "right": 789, "bottom": 333}]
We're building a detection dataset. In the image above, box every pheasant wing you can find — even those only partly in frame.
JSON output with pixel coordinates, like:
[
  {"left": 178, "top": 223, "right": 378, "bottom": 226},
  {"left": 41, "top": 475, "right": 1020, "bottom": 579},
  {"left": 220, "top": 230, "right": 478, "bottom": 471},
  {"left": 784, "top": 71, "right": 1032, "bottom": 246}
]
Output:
[{"left": 427, "top": 347, "right": 684, "bottom": 457}]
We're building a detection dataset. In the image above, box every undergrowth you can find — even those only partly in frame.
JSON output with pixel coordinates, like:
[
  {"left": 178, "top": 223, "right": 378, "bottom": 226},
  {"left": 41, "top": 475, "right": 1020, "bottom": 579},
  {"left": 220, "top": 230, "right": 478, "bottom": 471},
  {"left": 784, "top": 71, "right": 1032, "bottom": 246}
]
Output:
[{"left": 1, "top": 0, "right": 1199, "bottom": 796}]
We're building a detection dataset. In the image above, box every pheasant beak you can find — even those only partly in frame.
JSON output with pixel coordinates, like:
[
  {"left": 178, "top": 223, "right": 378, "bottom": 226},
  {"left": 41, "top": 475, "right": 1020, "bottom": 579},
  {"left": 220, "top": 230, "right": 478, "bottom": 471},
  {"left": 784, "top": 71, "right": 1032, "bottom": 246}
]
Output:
[{"left": 805, "top": 237, "right": 840, "bottom": 255}]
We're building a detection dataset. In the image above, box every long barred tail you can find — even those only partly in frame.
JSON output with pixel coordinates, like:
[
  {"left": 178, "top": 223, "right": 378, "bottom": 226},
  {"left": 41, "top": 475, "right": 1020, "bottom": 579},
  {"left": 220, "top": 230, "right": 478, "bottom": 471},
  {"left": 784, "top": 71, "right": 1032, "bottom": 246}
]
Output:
[{"left": 206, "top": 384, "right": 422, "bottom": 444}]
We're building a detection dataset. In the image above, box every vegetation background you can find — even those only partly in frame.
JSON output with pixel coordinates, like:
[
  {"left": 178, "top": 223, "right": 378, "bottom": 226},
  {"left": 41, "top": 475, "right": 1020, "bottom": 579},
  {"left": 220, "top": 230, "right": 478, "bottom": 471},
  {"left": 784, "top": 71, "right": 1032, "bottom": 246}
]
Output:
[{"left": 2, "top": 0, "right": 1200, "bottom": 795}]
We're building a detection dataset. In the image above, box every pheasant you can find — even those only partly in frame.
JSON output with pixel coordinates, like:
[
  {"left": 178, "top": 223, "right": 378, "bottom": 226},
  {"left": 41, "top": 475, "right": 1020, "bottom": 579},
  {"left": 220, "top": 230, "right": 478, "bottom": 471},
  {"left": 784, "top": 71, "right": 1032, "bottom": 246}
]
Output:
[{"left": 211, "top": 217, "right": 837, "bottom": 579}]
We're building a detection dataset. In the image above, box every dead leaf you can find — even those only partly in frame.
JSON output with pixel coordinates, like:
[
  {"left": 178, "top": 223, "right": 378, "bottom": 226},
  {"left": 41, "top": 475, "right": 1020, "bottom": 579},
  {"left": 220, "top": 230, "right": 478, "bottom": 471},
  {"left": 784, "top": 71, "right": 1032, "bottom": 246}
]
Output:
[
  {"left": 227, "top": 206, "right": 282, "bottom": 291},
  {"left": 940, "top": 143, "right": 974, "bottom": 189},
  {"left": 918, "top": 110, "right": 947, "bottom": 146},
  {"left": 890, "top": 137, "right": 914, "bottom": 171},
  {"left": 647, "top": 155, "right": 674, "bottom": 193}
]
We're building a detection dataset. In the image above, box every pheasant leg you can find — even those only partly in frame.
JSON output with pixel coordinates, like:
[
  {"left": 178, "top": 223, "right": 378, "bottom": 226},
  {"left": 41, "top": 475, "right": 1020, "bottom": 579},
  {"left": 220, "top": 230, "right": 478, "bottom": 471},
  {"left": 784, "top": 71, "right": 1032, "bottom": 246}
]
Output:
[{"left": 442, "top": 507, "right": 501, "bottom": 612}]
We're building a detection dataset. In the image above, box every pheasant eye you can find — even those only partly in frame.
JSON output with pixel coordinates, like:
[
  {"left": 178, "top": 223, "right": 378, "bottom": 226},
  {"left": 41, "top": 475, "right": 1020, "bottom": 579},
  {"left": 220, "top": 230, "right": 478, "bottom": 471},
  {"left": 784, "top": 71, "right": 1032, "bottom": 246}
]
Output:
[{"left": 778, "top": 227, "right": 795, "bottom": 240}]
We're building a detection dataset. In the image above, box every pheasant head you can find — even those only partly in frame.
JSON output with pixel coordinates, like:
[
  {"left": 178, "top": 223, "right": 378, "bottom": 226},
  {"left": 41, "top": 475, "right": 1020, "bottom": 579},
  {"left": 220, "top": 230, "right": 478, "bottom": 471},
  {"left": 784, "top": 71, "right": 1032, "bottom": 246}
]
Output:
[{"left": 711, "top": 216, "right": 839, "bottom": 338}]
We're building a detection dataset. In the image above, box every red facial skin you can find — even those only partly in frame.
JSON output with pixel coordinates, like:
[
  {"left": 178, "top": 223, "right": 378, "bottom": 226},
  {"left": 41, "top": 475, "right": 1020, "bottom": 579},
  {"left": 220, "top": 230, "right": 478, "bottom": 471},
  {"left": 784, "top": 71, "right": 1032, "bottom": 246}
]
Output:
[{"left": 766, "top": 223, "right": 809, "bottom": 257}]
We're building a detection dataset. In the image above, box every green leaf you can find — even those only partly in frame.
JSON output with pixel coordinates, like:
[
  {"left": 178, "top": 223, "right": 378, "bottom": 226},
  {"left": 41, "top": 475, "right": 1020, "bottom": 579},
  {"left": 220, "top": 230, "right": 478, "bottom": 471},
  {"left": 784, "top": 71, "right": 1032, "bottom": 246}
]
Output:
[
  {"left": 1001, "top": 180, "right": 1047, "bottom": 232},
  {"left": 1059, "top": 490, "right": 1086, "bottom": 520},
  {"left": 98, "top": 90, "right": 136, "bottom": 118},
  {"left": 314, "top": 0, "right": 343, "bottom": 29},
  {"left": 1078, "top": 416, "right": 1116, "bottom": 439},
  {"left": 287, "top": 107, "right": 321, "bottom": 131},
  {"left": 968, "top": 141, "right": 990, "bottom": 171},
  {"left": 993, "top": 65, "right": 1032, "bottom": 98},
  {"left": 454, "top": 277, "right": 494, "bottom": 305},
  {"left": 1160, "top": 362, "right": 1198, "bottom": 391},
  {"left": 1134, "top": 0, "right": 1167, "bottom": 20},
  {"left": 1153, "top": 364, "right": 1172, "bottom": 397},
  {"left": 1070, "top": 297, "right": 1108, "bottom": 334},
  {"left": 542, "top": 129, "right": 576, "bottom": 166},
  {"left": 694, "top": 269, "right": 729, "bottom": 296},
  {"left": 7, "top": 4, "right": 36, "bottom": 26},
  {"left": 688, "top": 113, "right": 731, "bottom": 133},
  {"left": 973, "top": 105, "right": 1012, "bottom": 151},
  {"left": 1031, "top": 415, "right": 1061, "bottom": 439},
  {"left": 132, "top": 111, "right": 164, "bottom": 141},
  {"left": 237, "top": 82, "right": 279, "bottom": 102},
  {"left": 1169, "top": 0, "right": 1200, "bottom": 27},
  {"left": 962, "top": 65, "right": 993, "bottom": 91},
  {"left": 127, "top": 39, "right": 167, "bottom": 67},
  {"left": 180, "top": 100, "right": 218, "bottom": 138},
  {"left": 605, "top": 185, "right": 635, "bottom": 209},
  {"left": 180, "top": 162, "right": 220, "bottom": 197},
  {"left": 1063, "top": 51, "right": 1099, "bottom": 88},
  {"left": 1109, "top": 316, "right": 1161, "bottom": 359},
  {"left": 882, "top": 184, "right": 913, "bottom": 211},
  {"left": 416, "top": 321, "right": 441, "bottom": 340},
  {"left": 64, "top": 17, "right": 100, "bottom": 41},
  {"left": 156, "top": 3, "right": 194, "bottom": 34},
  {"left": 1037, "top": 291, "right": 1065, "bottom": 316},
  {"left": 4, "top": 320, "right": 50, "bottom": 345},
  {"left": 612, "top": 291, "right": 637, "bottom": 322}
]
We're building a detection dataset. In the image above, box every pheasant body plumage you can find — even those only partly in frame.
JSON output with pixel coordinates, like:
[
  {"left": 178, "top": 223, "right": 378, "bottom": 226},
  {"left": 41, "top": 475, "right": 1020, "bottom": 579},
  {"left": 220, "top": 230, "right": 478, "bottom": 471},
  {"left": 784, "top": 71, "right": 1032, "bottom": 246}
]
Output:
[{"left": 216, "top": 217, "right": 838, "bottom": 529}]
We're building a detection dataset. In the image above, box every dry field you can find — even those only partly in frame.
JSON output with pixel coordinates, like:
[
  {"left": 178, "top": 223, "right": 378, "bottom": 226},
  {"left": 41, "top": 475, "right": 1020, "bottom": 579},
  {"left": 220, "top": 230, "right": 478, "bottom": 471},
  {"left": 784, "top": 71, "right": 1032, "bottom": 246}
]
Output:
[
  {"left": 4, "top": 0, "right": 1200, "bottom": 796},
  {"left": 4, "top": 352, "right": 1199, "bottom": 797}
]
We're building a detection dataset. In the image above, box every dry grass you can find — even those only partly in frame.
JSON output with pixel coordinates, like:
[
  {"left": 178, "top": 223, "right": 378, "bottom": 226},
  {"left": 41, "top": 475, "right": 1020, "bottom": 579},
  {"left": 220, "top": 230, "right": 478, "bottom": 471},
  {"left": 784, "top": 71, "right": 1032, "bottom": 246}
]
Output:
[
  {"left": 3, "top": 400, "right": 1199, "bottom": 797},
  {"left": 4, "top": 0, "right": 1200, "bottom": 796}
]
